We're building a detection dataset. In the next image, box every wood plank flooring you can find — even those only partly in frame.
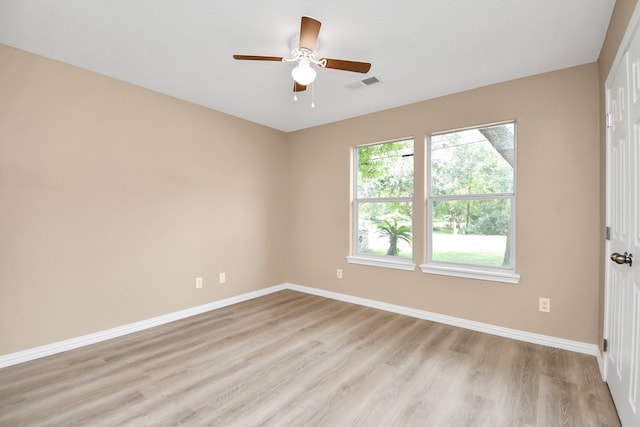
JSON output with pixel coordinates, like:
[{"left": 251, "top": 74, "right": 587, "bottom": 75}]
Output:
[{"left": 0, "top": 290, "right": 621, "bottom": 426}]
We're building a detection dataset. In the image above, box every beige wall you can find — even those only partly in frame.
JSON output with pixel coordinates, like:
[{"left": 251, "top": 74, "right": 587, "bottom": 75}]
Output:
[
  {"left": 596, "top": 0, "right": 638, "bottom": 352},
  {"left": 287, "top": 63, "right": 601, "bottom": 344},
  {"left": 0, "top": 45, "right": 290, "bottom": 354},
  {"left": 0, "top": 34, "right": 611, "bottom": 356}
]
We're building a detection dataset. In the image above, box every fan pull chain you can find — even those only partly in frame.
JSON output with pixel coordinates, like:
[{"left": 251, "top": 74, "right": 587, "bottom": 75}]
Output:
[{"left": 311, "top": 82, "right": 315, "bottom": 108}]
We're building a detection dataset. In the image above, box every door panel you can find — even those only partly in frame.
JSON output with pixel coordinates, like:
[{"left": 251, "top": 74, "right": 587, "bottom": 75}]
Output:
[
  {"left": 606, "top": 27, "right": 640, "bottom": 425},
  {"left": 606, "top": 53, "right": 631, "bottom": 423},
  {"left": 626, "top": 29, "right": 640, "bottom": 422}
]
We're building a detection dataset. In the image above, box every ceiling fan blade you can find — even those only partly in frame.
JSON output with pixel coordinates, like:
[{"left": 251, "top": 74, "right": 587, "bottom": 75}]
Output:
[
  {"left": 323, "top": 58, "right": 371, "bottom": 73},
  {"left": 233, "top": 55, "right": 283, "bottom": 61},
  {"left": 293, "top": 82, "right": 307, "bottom": 92},
  {"left": 299, "top": 16, "right": 321, "bottom": 51}
]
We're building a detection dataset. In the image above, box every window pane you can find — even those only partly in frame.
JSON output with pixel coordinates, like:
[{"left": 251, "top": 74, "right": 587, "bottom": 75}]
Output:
[
  {"left": 357, "top": 140, "right": 413, "bottom": 199},
  {"left": 357, "top": 201, "right": 412, "bottom": 258},
  {"left": 431, "top": 123, "right": 514, "bottom": 196},
  {"left": 431, "top": 199, "right": 512, "bottom": 267}
]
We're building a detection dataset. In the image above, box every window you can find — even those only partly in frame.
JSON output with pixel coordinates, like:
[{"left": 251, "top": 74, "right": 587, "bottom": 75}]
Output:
[
  {"left": 421, "top": 122, "right": 519, "bottom": 283},
  {"left": 348, "top": 138, "right": 415, "bottom": 270}
]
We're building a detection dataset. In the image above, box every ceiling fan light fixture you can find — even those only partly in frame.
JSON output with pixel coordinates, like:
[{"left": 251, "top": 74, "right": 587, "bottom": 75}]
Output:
[
  {"left": 234, "top": 16, "right": 372, "bottom": 96},
  {"left": 291, "top": 61, "right": 316, "bottom": 85}
]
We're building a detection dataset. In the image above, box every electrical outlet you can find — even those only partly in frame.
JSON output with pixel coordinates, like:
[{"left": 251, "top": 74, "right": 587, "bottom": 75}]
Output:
[
  {"left": 337, "top": 269, "right": 343, "bottom": 279},
  {"left": 196, "top": 277, "right": 203, "bottom": 289},
  {"left": 539, "top": 297, "right": 550, "bottom": 313},
  {"left": 219, "top": 272, "right": 226, "bottom": 284}
]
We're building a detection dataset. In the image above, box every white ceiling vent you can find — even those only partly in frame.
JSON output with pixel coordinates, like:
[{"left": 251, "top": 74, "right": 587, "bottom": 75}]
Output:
[{"left": 346, "top": 76, "right": 382, "bottom": 90}]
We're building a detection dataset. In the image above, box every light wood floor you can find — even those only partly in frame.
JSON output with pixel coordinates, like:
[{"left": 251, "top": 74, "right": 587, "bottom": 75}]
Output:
[{"left": 0, "top": 290, "right": 620, "bottom": 426}]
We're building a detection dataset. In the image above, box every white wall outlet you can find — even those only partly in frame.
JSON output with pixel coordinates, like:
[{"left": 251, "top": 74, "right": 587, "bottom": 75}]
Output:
[
  {"left": 195, "top": 277, "right": 203, "bottom": 289},
  {"left": 336, "top": 269, "right": 343, "bottom": 279},
  {"left": 219, "top": 272, "right": 226, "bottom": 284},
  {"left": 539, "top": 297, "right": 550, "bottom": 313}
]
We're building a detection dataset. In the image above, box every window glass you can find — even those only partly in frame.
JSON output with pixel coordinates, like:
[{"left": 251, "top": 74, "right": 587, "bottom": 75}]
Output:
[
  {"left": 431, "top": 128, "right": 514, "bottom": 196},
  {"left": 428, "top": 123, "right": 515, "bottom": 270},
  {"left": 357, "top": 141, "right": 413, "bottom": 199},
  {"left": 357, "top": 201, "right": 413, "bottom": 258},
  {"left": 354, "top": 139, "right": 414, "bottom": 260},
  {"left": 431, "top": 199, "right": 512, "bottom": 266}
]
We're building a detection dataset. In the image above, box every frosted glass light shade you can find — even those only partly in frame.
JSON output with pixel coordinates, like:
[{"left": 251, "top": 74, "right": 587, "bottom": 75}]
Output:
[{"left": 291, "top": 63, "right": 316, "bottom": 85}]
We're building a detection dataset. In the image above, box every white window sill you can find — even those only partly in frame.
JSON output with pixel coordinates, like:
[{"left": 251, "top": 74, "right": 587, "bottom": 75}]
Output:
[
  {"left": 347, "top": 255, "right": 416, "bottom": 271},
  {"left": 420, "top": 263, "right": 520, "bottom": 284}
]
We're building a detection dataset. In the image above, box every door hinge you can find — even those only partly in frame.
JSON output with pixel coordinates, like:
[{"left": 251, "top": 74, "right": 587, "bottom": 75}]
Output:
[
  {"left": 606, "top": 226, "right": 611, "bottom": 241},
  {"left": 603, "top": 338, "right": 608, "bottom": 352},
  {"left": 606, "top": 113, "right": 613, "bottom": 128}
]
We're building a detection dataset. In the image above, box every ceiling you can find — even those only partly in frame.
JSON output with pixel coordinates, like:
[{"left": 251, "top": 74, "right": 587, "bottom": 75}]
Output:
[{"left": 0, "top": 0, "right": 615, "bottom": 132}]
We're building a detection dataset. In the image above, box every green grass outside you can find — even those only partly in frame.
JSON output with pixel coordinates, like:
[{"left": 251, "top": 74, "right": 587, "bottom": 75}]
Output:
[
  {"left": 361, "top": 231, "right": 507, "bottom": 266},
  {"left": 362, "top": 249, "right": 503, "bottom": 265},
  {"left": 432, "top": 251, "right": 504, "bottom": 266},
  {"left": 361, "top": 248, "right": 413, "bottom": 258}
]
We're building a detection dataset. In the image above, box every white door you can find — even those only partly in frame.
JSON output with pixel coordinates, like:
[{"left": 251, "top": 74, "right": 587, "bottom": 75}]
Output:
[{"left": 605, "top": 29, "right": 640, "bottom": 427}]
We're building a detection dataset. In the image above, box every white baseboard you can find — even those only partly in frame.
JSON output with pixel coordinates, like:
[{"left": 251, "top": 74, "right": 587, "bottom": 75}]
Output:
[
  {"left": 284, "top": 283, "right": 600, "bottom": 357},
  {"left": 0, "top": 285, "right": 287, "bottom": 369},
  {"left": 0, "top": 282, "right": 598, "bottom": 369}
]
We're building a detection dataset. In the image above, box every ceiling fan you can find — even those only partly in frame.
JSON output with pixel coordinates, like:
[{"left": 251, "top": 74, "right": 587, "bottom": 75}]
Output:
[{"left": 233, "top": 16, "right": 372, "bottom": 94}]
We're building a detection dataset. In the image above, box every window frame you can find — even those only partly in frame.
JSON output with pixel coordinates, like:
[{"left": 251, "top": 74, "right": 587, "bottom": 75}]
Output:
[
  {"left": 420, "top": 121, "right": 520, "bottom": 284},
  {"left": 347, "top": 137, "right": 416, "bottom": 271}
]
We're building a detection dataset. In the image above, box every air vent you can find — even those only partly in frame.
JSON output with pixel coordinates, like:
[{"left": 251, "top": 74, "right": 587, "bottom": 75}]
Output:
[
  {"left": 361, "top": 76, "right": 380, "bottom": 86},
  {"left": 346, "top": 75, "right": 382, "bottom": 90}
]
